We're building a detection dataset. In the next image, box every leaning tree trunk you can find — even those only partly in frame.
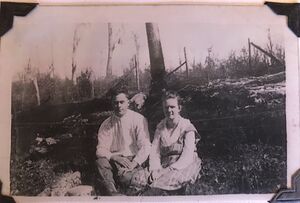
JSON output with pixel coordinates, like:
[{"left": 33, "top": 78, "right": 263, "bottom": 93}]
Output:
[{"left": 145, "top": 23, "right": 166, "bottom": 96}]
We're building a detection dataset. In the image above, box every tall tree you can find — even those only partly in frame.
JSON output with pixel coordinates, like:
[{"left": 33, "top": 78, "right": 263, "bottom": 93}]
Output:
[
  {"left": 267, "top": 29, "right": 274, "bottom": 56},
  {"left": 204, "top": 46, "right": 215, "bottom": 82},
  {"left": 25, "top": 59, "right": 40, "bottom": 106},
  {"left": 71, "top": 23, "right": 87, "bottom": 84},
  {"left": 133, "top": 33, "right": 140, "bottom": 90},
  {"left": 49, "top": 41, "right": 55, "bottom": 78},
  {"left": 145, "top": 23, "right": 166, "bottom": 95},
  {"left": 267, "top": 28, "right": 274, "bottom": 66},
  {"left": 77, "top": 68, "right": 93, "bottom": 99},
  {"left": 106, "top": 23, "right": 122, "bottom": 78}
]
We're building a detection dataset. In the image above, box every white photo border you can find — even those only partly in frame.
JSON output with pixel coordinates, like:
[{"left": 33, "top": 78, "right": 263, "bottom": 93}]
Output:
[{"left": 0, "top": 2, "right": 299, "bottom": 203}]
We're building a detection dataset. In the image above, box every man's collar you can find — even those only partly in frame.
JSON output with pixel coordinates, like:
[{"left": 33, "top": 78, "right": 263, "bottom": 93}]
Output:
[{"left": 113, "top": 109, "right": 130, "bottom": 119}]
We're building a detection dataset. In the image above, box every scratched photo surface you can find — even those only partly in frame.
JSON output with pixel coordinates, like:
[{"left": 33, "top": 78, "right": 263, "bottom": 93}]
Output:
[{"left": 3, "top": 5, "right": 286, "bottom": 196}]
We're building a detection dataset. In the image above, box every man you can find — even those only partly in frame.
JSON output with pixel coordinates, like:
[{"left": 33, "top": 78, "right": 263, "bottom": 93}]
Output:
[{"left": 95, "top": 89, "right": 151, "bottom": 195}]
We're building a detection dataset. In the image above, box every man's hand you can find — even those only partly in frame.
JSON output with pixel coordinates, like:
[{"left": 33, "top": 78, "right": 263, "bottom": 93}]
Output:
[
  {"left": 110, "top": 156, "right": 138, "bottom": 170},
  {"left": 110, "top": 155, "right": 132, "bottom": 168},
  {"left": 127, "top": 160, "right": 138, "bottom": 170}
]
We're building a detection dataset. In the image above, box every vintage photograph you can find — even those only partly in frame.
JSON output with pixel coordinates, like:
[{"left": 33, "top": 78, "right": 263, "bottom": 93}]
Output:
[{"left": 2, "top": 5, "right": 287, "bottom": 197}]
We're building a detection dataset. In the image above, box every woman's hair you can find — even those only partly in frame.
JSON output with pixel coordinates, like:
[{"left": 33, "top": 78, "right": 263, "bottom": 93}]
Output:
[{"left": 161, "top": 90, "right": 183, "bottom": 106}]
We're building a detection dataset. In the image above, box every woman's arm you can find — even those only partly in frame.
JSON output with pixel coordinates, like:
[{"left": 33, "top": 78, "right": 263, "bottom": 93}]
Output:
[
  {"left": 149, "top": 129, "right": 162, "bottom": 171},
  {"left": 169, "top": 131, "right": 196, "bottom": 170}
]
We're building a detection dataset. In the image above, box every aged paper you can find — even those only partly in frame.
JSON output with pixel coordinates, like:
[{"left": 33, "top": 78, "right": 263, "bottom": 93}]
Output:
[{"left": 0, "top": 3, "right": 299, "bottom": 202}]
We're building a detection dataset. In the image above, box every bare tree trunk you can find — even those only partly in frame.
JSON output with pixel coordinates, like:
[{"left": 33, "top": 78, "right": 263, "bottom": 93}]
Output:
[
  {"left": 133, "top": 34, "right": 140, "bottom": 91},
  {"left": 184, "top": 47, "right": 189, "bottom": 78},
  {"left": 49, "top": 62, "right": 54, "bottom": 78},
  {"left": 267, "top": 29, "right": 274, "bottom": 66},
  {"left": 134, "top": 55, "right": 140, "bottom": 91},
  {"left": 32, "top": 77, "right": 41, "bottom": 106},
  {"left": 145, "top": 23, "right": 166, "bottom": 95},
  {"left": 71, "top": 34, "right": 77, "bottom": 84},
  {"left": 248, "top": 38, "right": 252, "bottom": 73},
  {"left": 49, "top": 42, "right": 55, "bottom": 78},
  {"left": 71, "top": 59, "right": 76, "bottom": 84},
  {"left": 26, "top": 59, "right": 41, "bottom": 106},
  {"left": 71, "top": 24, "right": 84, "bottom": 84},
  {"left": 105, "top": 23, "right": 123, "bottom": 79},
  {"left": 250, "top": 42, "right": 283, "bottom": 66},
  {"left": 91, "top": 80, "right": 95, "bottom": 98},
  {"left": 106, "top": 23, "right": 113, "bottom": 78},
  {"left": 21, "top": 73, "right": 25, "bottom": 110}
]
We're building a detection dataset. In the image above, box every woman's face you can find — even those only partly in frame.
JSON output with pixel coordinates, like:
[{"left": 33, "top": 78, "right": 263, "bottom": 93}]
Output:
[{"left": 163, "top": 98, "right": 181, "bottom": 121}]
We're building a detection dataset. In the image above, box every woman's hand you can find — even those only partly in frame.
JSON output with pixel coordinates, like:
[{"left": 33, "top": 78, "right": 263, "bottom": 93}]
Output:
[
  {"left": 149, "top": 167, "right": 172, "bottom": 183},
  {"left": 151, "top": 169, "right": 162, "bottom": 181}
]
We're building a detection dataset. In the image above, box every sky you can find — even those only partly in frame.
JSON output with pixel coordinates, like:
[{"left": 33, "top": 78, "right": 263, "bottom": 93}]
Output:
[{"left": 0, "top": 5, "right": 285, "bottom": 80}]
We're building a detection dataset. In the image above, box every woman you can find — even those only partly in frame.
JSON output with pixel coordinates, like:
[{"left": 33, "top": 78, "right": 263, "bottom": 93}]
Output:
[{"left": 148, "top": 90, "right": 202, "bottom": 191}]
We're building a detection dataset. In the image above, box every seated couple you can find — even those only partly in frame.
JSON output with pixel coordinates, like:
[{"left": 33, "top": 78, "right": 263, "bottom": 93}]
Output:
[{"left": 95, "top": 89, "right": 202, "bottom": 195}]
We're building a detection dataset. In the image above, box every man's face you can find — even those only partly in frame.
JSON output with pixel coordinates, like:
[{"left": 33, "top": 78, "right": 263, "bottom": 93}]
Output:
[{"left": 112, "top": 93, "right": 129, "bottom": 117}]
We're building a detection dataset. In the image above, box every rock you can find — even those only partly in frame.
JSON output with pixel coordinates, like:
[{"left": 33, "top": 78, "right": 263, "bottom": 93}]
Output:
[
  {"left": 35, "top": 137, "right": 43, "bottom": 144},
  {"left": 130, "top": 92, "right": 147, "bottom": 111},
  {"left": 45, "top": 137, "right": 58, "bottom": 145},
  {"left": 38, "top": 187, "right": 51, "bottom": 196},
  {"left": 60, "top": 133, "right": 73, "bottom": 140},
  {"left": 34, "top": 146, "right": 48, "bottom": 154},
  {"left": 65, "top": 185, "right": 94, "bottom": 196},
  {"left": 39, "top": 171, "right": 82, "bottom": 196}
]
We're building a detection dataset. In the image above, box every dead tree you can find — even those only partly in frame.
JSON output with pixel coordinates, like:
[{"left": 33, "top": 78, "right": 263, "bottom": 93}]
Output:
[
  {"left": 145, "top": 23, "right": 166, "bottom": 95},
  {"left": 133, "top": 33, "right": 140, "bottom": 90},
  {"left": 20, "top": 72, "right": 26, "bottom": 110},
  {"left": 267, "top": 29, "right": 278, "bottom": 68},
  {"left": 91, "top": 70, "right": 95, "bottom": 98},
  {"left": 106, "top": 23, "right": 113, "bottom": 78},
  {"left": 49, "top": 42, "right": 55, "bottom": 78},
  {"left": 71, "top": 29, "right": 79, "bottom": 84},
  {"left": 49, "top": 61, "right": 54, "bottom": 79},
  {"left": 184, "top": 47, "right": 189, "bottom": 78},
  {"left": 267, "top": 29, "right": 274, "bottom": 57},
  {"left": 71, "top": 23, "right": 89, "bottom": 84},
  {"left": 248, "top": 38, "right": 252, "bottom": 72},
  {"left": 204, "top": 47, "right": 214, "bottom": 83},
  {"left": 250, "top": 42, "right": 283, "bottom": 66},
  {"left": 25, "top": 59, "right": 40, "bottom": 106},
  {"left": 71, "top": 25, "right": 81, "bottom": 84},
  {"left": 106, "top": 23, "right": 122, "bottom": 79}
]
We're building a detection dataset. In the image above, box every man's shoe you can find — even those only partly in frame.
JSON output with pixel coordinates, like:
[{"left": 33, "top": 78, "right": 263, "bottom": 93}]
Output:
[{"left": 105, "top": 182, "right": 125, "bottom": 196}]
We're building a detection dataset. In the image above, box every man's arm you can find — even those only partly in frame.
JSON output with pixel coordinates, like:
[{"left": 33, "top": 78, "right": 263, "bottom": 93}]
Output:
[
  {"left": 97, "top": 118, "right": 138, "bottom": 169},
  {"left": 132, "top": 116, "right": 151, "bottom": 165},
  {"left": 96, "top": 119, "right": 113, "bottom": 160}
]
